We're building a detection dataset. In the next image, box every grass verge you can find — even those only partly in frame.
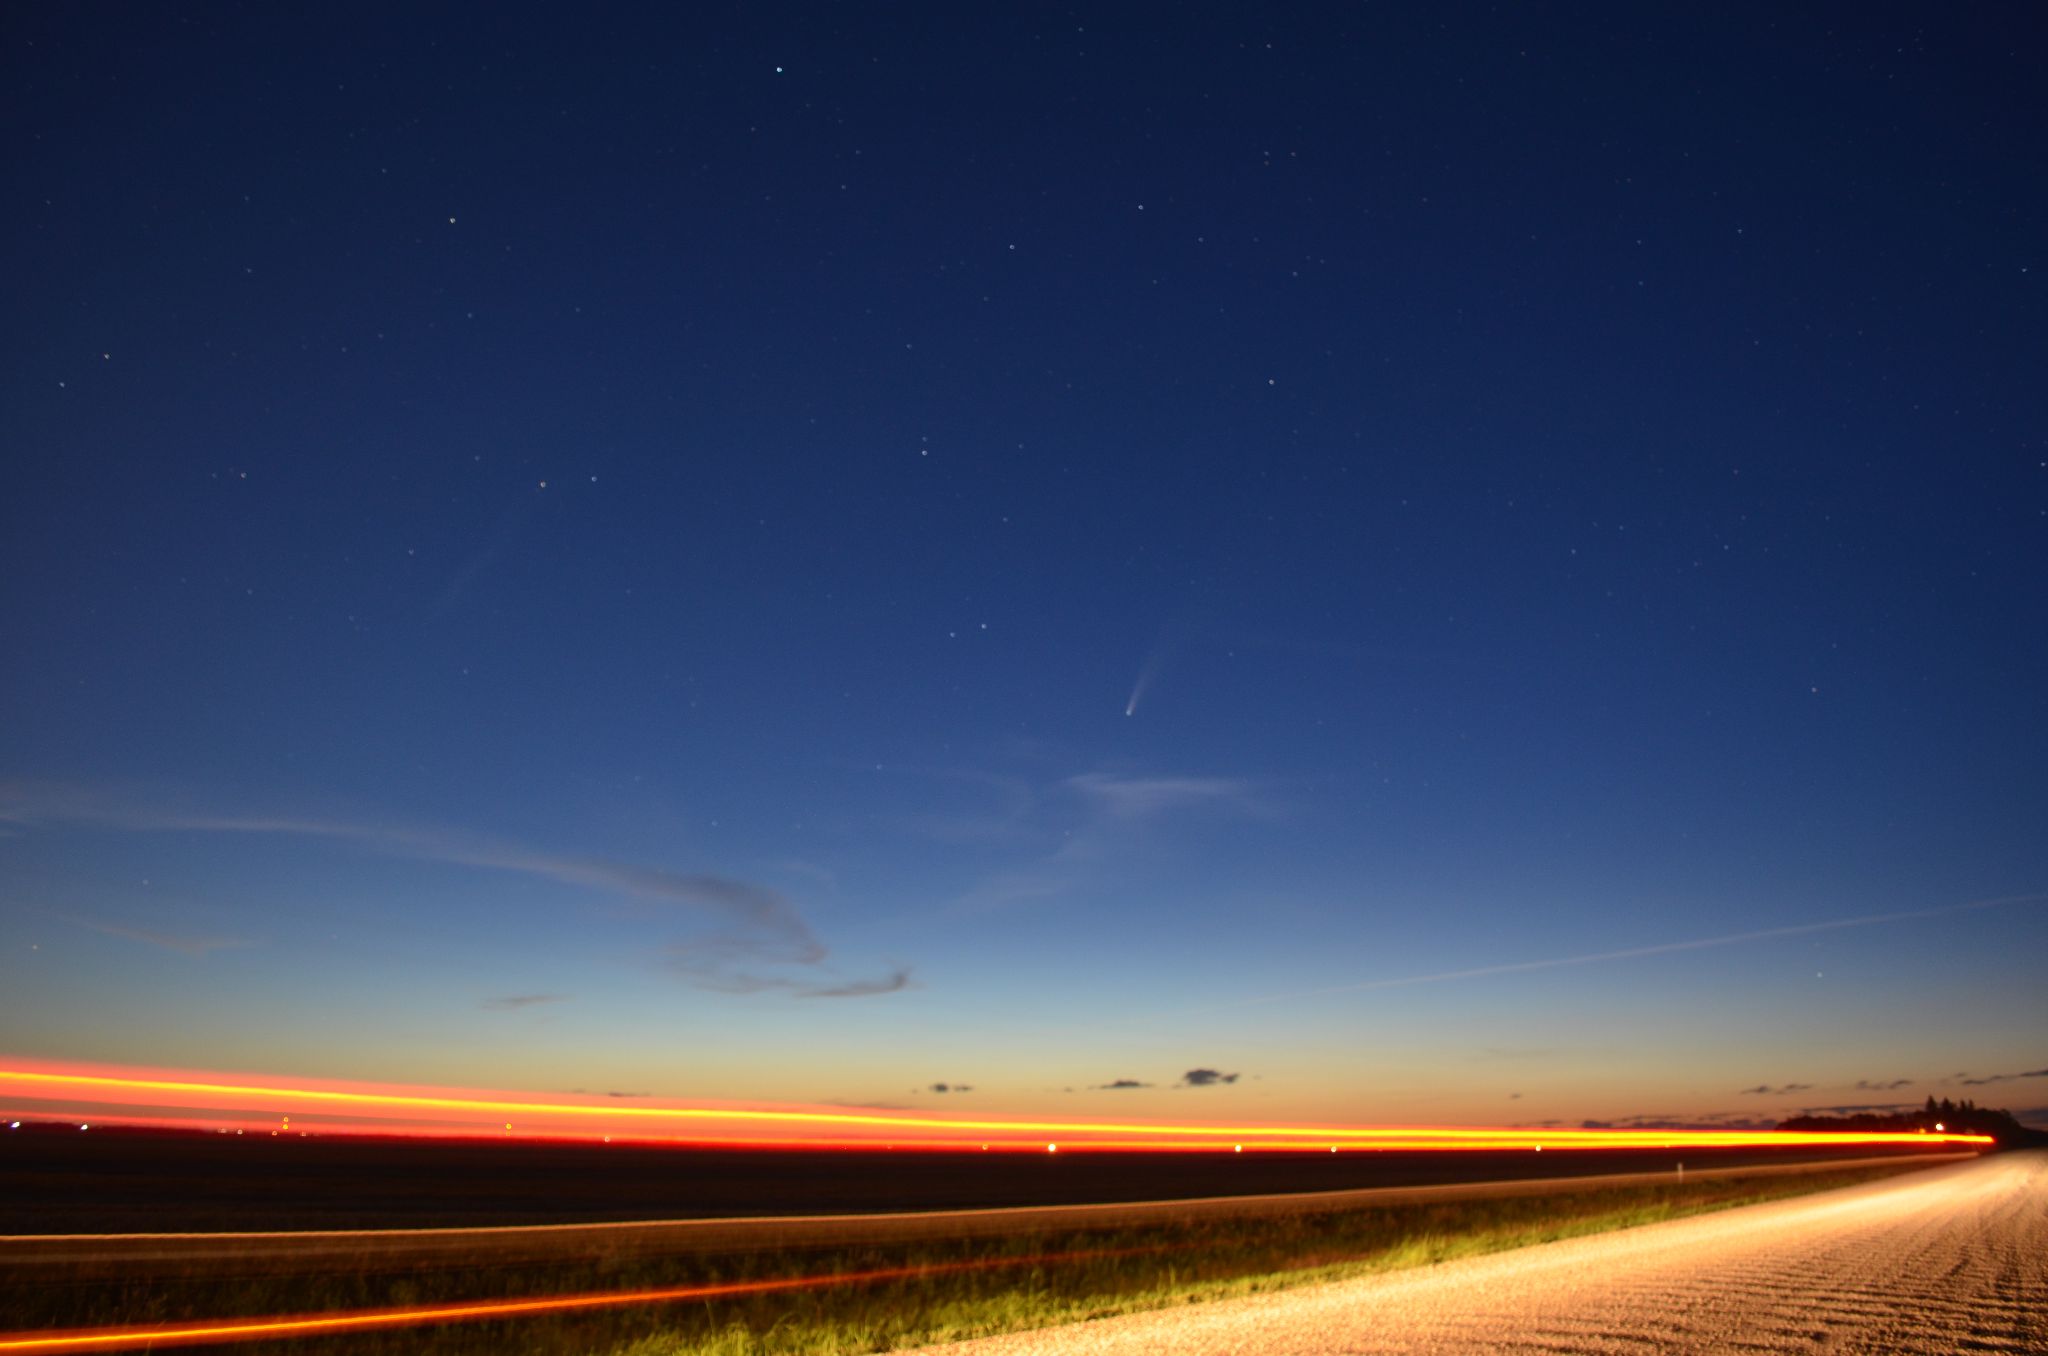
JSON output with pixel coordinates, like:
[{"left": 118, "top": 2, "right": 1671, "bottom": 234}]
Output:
[
  {"left": 4, "top": 1159, "right": 1944, "bottom": 1355},
  {"left": 607, "top": 1160, "right": 1938, "bottom": 1356}
]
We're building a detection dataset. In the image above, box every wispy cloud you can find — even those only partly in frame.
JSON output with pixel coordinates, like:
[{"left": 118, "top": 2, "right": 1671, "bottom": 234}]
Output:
[
  {"left": 883, "top": 766, "right": 1038, "bottom": 845},
  {"left": 948, "top": 870, "right": 1075, "bottom": 918},
  {"left": 433, "top": 501, "right": 536, "bottom": 615},
  {"left": 796, "top": 967, "right": 914, "bottom": 999},
  {"left": 1190, "top": 892, "right": 2048, "bottom": 1014},
  {"left": 1092, "top": 1078, "right": 1151, "bottom": 1090},
  {"left": 1855, "top": 1078, "right": 1915, "bottom": 1091},
  {"left": 2, "top": 781, "right": 906, "bottom": 999},
  {"left": 1064, "top": 773, "right": 1269, "bottom": 822},
  {"left": 1737, "top": 1082, "right": 1814, "bottom": 1096},
  {"left": 941, "top": 768, "right": 1276, "bottom": 918},
  {"left": 69, "top": 917, "right": 254, "bottom": 958},
  {"left": 661, "top": 949, "right": 911, "bottom": 998},
  {"left": 924, "top": 1082, "right": 974, "bottom": 1094},
  {"left": 1960, "top": 1067, "right": 2048, "bottom": 1086},
  {"left": 482, "top": 994, "right": 570, "bottom": 1011}
]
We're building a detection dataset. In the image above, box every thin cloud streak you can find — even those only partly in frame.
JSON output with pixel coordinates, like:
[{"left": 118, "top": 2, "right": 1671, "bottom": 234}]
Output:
[
  {"left": 931, "top": 768, "right": 1276, "bottom": 921},
  {"left": 881, "top": 766, "right": 1038, "bottom": 846},
  {"left": 1, "top": 781, "right": 903, "bottom": 998},
  {"left": 1959, "top": 1067, "right": 2048, "bottom": 1086},
  {"left": 69, "top": 917, "right": 255, "bottom": 959},
  {"left": 1064, "top": 772, "right": 1269, "bottom": 821},
  {"left": 799, "top": 967, "right": 913, "bottom": 998},
  {"left": 1195, "top": 892, "right": 2048, "bottom": 1015}
]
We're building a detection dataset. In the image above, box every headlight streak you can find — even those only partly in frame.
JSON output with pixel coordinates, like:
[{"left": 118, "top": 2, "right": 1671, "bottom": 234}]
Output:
[
  {"left": 0, "top": 1244, "right": 1170, "bottom": 1354},
  {"left": 0, "top": 1062, "right": 1995, "bottom": 1151}
]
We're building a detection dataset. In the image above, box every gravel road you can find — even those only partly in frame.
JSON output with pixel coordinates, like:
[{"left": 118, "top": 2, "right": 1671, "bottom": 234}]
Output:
[{"left": 909, "top": 1149, "right": 2048, "bottom": 1355}]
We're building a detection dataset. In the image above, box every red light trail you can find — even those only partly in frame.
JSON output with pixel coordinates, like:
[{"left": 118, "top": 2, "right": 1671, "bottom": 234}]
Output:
[
  {"left": 0, "top": 1059, "right": 1994, "bottom": 1151},
  {"left": 0, "top": 1246, "right": 1163, "bottom": 1353}
]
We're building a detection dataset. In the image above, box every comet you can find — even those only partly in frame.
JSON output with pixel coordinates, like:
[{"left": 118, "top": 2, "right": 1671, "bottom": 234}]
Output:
[{"left": 1124, "top": 643, "right": 1167, "bottom": 716}]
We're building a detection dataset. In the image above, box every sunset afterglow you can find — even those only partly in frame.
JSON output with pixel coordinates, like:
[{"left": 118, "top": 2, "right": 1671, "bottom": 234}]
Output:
[{"left": 0, "top": 1061, "right": 1994, "bottom": 1152}]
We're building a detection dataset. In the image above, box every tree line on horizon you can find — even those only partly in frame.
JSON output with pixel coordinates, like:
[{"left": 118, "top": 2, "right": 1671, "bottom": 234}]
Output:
[{"left": 1778, "top": 1095, "right": 2046, "bottom": 1146}]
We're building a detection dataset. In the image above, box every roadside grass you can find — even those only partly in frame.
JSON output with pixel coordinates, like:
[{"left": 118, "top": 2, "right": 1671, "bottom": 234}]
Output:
[
  {"left": 5, "top": 1160, "right": 1939, "bottom": 1355},
  {"left": 608, "top": 1163, "right": 1933, "bottom": 1356}
]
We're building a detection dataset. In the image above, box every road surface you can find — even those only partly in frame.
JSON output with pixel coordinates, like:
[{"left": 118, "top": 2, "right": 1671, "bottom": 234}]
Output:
[{"left": 909, "top": 1149, "right": 2048, "bottom": 1355}]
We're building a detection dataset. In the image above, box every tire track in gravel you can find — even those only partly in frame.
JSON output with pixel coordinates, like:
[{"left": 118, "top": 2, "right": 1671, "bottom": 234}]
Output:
[{"left": 909, "top": 1150, "right": 2048, "bottom": 1355}]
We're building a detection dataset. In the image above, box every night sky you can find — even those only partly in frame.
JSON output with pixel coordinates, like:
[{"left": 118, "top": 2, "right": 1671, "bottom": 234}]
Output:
[{"left": 4, "top": 5, "right": 2044, "bottom": 1130}]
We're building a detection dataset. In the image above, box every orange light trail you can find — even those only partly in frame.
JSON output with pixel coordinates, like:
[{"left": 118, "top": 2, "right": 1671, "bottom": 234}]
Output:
[
  {"left": 0, "top": 1246, "right": 1159, "bottom": 1353},
  {"left": 0, "top": 1059, "right": 1995, "bottom": 1152}
]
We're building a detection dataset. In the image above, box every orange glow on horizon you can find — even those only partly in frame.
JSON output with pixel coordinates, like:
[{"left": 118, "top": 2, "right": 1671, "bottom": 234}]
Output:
[{"left": 0, "top": 1058, "right": 1996, "bottom": 1153}]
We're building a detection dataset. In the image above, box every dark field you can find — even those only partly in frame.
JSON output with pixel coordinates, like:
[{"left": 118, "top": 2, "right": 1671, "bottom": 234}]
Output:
[{"left": 0, "top": 1123, "right": 1960, "bottom": 1233}]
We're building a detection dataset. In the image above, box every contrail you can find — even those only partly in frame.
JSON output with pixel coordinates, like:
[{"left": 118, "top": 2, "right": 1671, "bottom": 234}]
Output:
[{"left": 1209, "top": 891, "right": 2048, "bottom": 1013}]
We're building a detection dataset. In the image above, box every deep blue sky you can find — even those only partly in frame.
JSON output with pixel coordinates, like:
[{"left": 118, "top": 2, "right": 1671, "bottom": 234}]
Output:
[{"left": 3, "top": 4, "right": 2044, "bottom": 1127}]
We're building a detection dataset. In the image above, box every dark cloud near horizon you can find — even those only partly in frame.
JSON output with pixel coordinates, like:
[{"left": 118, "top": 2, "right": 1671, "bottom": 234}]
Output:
[
  {"left": 1737, "top": 1082, "right": 1814, "bottom": 1096},
  {"left": 799, "top": 967, "right": 915, "bottom": 998},
  {"left": 1854, "top": 1078, "right": 1914, "bottom": 1091},
  {"left": 1959, "top": 1067, "right": 2048, "bottom": 1086},
  {"left": 1796, "top": 1102, "right": 1917, "bottom": 1115},
  {"left": 819, "top": 1099, "right": 913, "bottom": 1111},
  {"left": 926, "top": 1082, "right": 974, "bottom": 1094},
  {"left": 1179, "top": 1068, "right": 1240, "bottom": 1087},
  {"left": 1583, "top": 1112, "right": 1775, "bottom": 1130},
  {"left": 1081, "top": 1069, "right": 1240, "bottom": 1091}
]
